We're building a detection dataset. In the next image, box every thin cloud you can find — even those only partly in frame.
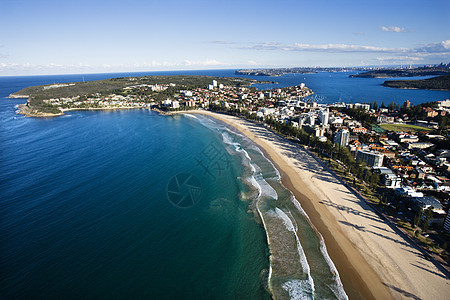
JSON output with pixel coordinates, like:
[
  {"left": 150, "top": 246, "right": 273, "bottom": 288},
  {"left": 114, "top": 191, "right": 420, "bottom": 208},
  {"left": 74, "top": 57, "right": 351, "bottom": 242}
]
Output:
[
  {"left": 206, "top": 40, "right": 237, "bottom": 45},
  {"left": 243, "top": 42, "right": 404, "bottom": 53},
  {"left": 241, "top": 40, "right": 450, "bottom": 55},
  {"left": 183, "top": 59, "right": 225, "bottom": 66},
  {"left": 380, "top": 26, "right": 406, "bottom": 32},
  {"left": 376, "top": 56, "right": 424, "bottom": 63},
  {"left": 0, "top": 59, "right": 229, "bottom": 75}
]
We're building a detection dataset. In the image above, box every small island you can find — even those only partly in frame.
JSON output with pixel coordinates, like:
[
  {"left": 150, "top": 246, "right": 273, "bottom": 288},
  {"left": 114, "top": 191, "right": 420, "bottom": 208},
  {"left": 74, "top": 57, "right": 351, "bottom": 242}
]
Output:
[{"left": 382, "top": 74, "right": 450, "bottom": 91}]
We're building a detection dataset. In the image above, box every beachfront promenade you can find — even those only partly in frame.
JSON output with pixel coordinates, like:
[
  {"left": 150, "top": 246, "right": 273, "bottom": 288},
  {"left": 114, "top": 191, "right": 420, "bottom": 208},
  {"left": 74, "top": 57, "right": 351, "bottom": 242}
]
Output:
[{"left": 194, "top": 111, "right": 449, "bottom": 300}]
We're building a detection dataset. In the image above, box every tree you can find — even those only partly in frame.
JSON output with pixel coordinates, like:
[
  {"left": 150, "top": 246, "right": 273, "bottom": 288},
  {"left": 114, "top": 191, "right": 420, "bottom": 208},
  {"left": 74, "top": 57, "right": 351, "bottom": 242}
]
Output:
[
  {"left": 422, "top": 207, "right": 433, "bottom": 232},
  {"left": 372, "top": 101, "right": 378, "bottom": 110},
  {"left": 413, "top": 210, "right": 422, "bottom": 227}
]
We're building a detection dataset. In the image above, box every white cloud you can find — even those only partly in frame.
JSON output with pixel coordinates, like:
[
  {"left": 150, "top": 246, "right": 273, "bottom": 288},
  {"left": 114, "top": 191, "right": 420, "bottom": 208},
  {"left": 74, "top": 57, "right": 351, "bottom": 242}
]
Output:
[
  {"left": 247, "top": 60, "right": 258, "bottom": 65},
  {"left": 183, "top": 59, "right": 224, "bottom": 66},
  {"left": 376, "top": 56, "right": 424, "bottom": 63},
  {"left": 0, "top": 59, "right": 229, "bottom": 75},
  {"left": 242, "top": 40, "right": 450, "bottom": 56},
  {"left": 206, "top": 40, "right": 236, "bottom": 45},
  {"left": 244, "top": 42, "right": 404, "bottom": 53},
  {"left": 380, "top": 26, "right": 406, "bottom": 32},
  {"left": 413, "top": 40, "right": 450, "bottom": 54}
]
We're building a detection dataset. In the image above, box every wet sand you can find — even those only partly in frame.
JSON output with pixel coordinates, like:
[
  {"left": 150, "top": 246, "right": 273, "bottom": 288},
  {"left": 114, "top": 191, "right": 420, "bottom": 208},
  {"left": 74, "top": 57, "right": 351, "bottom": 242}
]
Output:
[{"left": 187, "top": 110, "right": 449, "bottom": 300}]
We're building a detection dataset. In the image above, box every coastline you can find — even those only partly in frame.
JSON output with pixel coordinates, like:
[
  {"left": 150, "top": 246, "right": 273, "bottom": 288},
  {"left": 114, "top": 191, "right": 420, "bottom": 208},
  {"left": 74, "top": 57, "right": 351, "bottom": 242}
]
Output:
[
  {"left": 16, "top": 103, "right": 146, "bottom": 117},
  {"left": 185, "top": 110, "right": 449, "bottom": 299}
]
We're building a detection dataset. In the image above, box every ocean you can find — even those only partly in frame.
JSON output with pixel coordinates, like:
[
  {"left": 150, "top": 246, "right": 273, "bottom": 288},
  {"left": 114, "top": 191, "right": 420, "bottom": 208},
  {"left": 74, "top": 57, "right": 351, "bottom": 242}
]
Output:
[{"left": 1, "top": 70, "right": 449, "bottom": 299}]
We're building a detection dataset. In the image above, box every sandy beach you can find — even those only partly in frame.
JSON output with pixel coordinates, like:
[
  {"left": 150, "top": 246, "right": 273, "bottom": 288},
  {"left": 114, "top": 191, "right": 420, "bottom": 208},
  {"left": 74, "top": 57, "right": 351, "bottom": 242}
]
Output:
[{"left": 188, "top": 110, "right": 449, "bottom": 299}]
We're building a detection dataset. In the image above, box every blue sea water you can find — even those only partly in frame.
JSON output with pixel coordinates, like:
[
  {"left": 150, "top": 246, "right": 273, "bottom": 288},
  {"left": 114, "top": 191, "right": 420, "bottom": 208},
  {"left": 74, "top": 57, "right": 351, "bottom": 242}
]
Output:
[
  {"left": 1, "top": 70, "right": 449, "bottom": 299},
  {"left": 0, "top": 108, "right": 271, "bottom": 299}
]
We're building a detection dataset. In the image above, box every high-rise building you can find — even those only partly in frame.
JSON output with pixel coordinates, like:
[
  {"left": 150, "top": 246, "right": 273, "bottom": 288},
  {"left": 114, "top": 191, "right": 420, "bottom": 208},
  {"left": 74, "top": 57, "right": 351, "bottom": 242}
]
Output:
[
  {"left": 318, "top": 108, "right": 329, "bottom": 126},
  {"left": 356, "top": 150, "right": 384, "bottom": 167},
  {"left": 334, "top": 129, "right": 349, "bottom": 147}
]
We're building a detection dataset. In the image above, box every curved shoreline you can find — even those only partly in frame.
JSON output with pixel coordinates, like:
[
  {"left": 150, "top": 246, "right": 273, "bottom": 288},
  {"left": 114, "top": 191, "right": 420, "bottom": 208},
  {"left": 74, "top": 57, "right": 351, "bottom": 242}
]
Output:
[
  {"left": 184, "top": 110, "right": 449, "bottom": 300},
  {"left": 16, "top": 103, "right": 146, "bottom": 117},
  {"left": 199, "top": 111, "right": 384, "bottom": 299}
]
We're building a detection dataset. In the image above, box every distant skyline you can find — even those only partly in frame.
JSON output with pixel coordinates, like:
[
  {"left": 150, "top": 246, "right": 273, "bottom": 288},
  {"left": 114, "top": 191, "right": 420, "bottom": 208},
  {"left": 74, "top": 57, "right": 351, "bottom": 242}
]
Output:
[{"left": 1, "top": 0, "right": 449, "bottom": 75}]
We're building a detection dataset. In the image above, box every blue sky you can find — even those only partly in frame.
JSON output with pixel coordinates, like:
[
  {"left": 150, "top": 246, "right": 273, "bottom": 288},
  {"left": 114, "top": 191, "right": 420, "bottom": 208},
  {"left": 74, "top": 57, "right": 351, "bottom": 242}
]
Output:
[{"left": 1, "top": 0, "right": 449, "bottom": 75}]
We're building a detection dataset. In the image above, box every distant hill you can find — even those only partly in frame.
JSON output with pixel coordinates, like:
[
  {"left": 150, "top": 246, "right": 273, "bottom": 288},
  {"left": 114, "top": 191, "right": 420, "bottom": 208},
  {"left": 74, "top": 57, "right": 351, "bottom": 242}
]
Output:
[
  {"left": 235, "top": 67, "right": 362, "bottom": 76},
  {"left": 350, "top": 67, "right": 450, "bottom": 78},
  {"left": 382, "top": 75, "right": 450, "bottom": 91}
]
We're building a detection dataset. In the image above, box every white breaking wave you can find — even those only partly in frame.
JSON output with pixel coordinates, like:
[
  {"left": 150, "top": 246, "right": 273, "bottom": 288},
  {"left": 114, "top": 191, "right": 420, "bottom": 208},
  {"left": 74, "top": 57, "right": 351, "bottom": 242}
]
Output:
[
  {"left": 319, "top": 237, "right": 348, "bottom": 300},
  {"left": 255, "top": 147, "right": 281, "bottom": 180},
  {"left": 274, "top": 207, "right": 315, "bottom": 297},
  {"left": 191, "top": 114, "right": 346, "bottom": 299},
  {"left": 290, "top": 196, "right": 348, "bottom": 300},
  {"left": 256, "top": 172, "right": 278, "bottom": 201},
  {"left": 183, "top": 113, "right": 199, "bottom": 120},
  {"left": 282, "top": 279, "right": 314, "bottom": 300}
]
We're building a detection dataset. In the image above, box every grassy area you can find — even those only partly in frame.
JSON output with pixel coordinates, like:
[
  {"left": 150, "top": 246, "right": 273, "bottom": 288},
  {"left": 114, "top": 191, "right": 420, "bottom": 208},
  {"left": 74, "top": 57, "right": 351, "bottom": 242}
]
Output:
[
  {"left": 379, "top": 123, "right": 431, "bottom": 133},
  {"left": 372, "top": 124, "right": 386, "bottom": 133}
]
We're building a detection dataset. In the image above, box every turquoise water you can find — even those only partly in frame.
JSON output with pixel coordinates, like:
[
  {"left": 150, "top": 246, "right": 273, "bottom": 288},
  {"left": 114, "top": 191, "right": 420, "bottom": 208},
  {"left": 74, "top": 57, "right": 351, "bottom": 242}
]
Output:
[{"left": 0, "top": 108, "right": 271, "bottom": 298}]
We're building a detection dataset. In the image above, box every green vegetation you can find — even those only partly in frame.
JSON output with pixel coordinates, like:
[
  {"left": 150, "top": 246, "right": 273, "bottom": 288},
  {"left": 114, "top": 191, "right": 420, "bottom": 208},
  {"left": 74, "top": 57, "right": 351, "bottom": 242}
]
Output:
[
  {"left": 379, "top": 123, "right": 431, "bottom": 133},
  {"left": 350, "top": 66, "right": 450, "bottom": 78},
  {"left": 382, "top": 75, "right": 450, "bottom": 91}
]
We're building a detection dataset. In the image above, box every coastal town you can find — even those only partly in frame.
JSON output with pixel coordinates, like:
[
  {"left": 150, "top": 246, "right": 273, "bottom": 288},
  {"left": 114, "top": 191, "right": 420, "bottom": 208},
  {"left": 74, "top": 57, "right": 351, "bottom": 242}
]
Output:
[{"left": 14, "top": 76, "right": 450, "bottom": 267}]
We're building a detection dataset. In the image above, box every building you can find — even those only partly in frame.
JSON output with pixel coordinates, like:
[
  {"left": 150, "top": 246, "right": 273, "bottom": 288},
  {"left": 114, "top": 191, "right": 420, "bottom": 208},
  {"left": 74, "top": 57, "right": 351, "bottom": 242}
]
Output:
[
  {"left": 356, "top": 149, "right": 384, "bottom": 167},
  {"left": 403, "top": 100, "right": 411, "bottom": 109},
  {"left": 423, "top": 107, "right": 438, "bottom": 118},
  {"left": 410, "top": 196, "right": 446, "bottom": 227},
  {"left": 334, "top": 129, "right": 349, "bottom": 147},
  {"left": 352, "top": 127, "right": 368, "bottom": 134},
  {"left": 346, "top": 103, "right": 370, "bottom": 111},
  {"left": 444, "top": 214, "right": 450, "bottom": 233},
  {"left": 162, "top": 99, "right": 172, "bottom": 106},
  {"left": 395, "top": 187, "right": 424, "bottom": 198},
  {"left": 314, "top": 126, "right": 326, "bottom": 137},
  {"left": 397, "top": 134, "right": 419, "bottom": 143},
  {"left": 185, "top": 100, "right": 196, "bottom": 107},
  {"left": 438, "top": 99, "right": 450, "bottom": 108},
  {"left": 372, "top": 167, "right": 402, "bottom": 188},
  {"left": 408, "top": 142, "right": 434, "bottom": 149},
  {"left": 377, "top": 115, "right": 395, "bottom": 123},
  {"left": 318, "top": 108, "right": 329, "bottom": 126}
]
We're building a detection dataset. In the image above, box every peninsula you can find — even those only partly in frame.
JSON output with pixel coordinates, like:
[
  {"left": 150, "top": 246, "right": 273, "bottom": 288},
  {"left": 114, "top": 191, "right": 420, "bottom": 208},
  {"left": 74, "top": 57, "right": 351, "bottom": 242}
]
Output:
[
  {"left": 382, "top": 74, "right": 450, "bottom": 91},
  {"left": 9, "top": 75, "right": 260, "bottom": 117},
  {"left": 235, "top": 67, "right": 364, "bottom": 76},
  {"left": 350, "top": 64, "right": 450, "bottom": 78}
]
